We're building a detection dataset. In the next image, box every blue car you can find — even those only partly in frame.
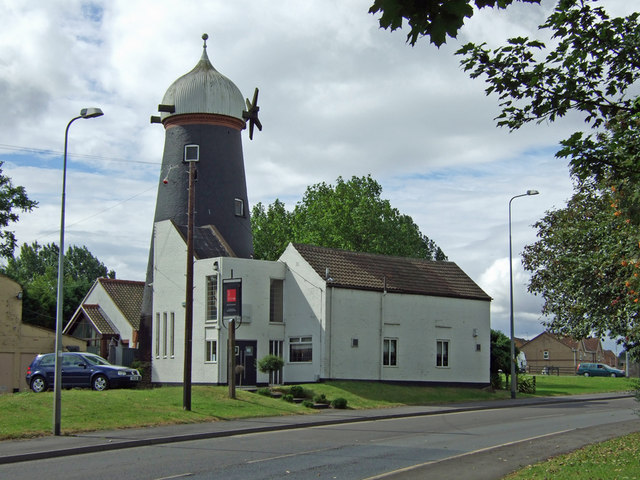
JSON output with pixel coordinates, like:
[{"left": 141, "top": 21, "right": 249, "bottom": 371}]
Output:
[
  {"left": 26, "top": 352, "right": 141, "bottom": 392},
  {"left": 576, "top": 362, "right": 625, "bottom": 377}
]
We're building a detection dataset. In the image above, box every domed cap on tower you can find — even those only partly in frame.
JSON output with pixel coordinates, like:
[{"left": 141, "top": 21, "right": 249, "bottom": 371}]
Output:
[{"left": 160, "top": 34, "right": 245, "bottom": 121}]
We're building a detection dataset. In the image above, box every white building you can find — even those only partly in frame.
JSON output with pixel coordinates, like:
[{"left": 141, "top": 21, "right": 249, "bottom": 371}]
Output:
[{"left": 151, "top": 220, "right": 491, "bottom": 387}]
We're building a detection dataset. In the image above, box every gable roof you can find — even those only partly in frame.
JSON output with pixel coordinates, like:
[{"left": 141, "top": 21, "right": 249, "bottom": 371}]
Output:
[
  {"left": 292, "top": 243, "right": 491, "bottom": 302},
  {"left": 97, "top": 278, "right": 145, "bottom": 330},
  {"left": 81, "top": 304, "right": 117, "bottom": 335}
]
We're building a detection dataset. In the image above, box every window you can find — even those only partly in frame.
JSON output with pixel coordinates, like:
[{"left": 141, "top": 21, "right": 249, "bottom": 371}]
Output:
[
  {"left": 205, "top": 328, "right": 217, "bottom": 362},
  {"left": 383, "top": 338, "right": 397, "bottom": 366},
  {"left": 169, "top": 312, "right": 175, "bottom": 358},
  {"left": 289, "top": 337, "right": 312, "bottom": 362},
  {"left": 155, "top": 313, "right": 160, "bottom": 358},
  {"left": 269, "top": 279, "right": 284, "bottom": 323},
  {"left": 234, "top": 198, "right": 245, "bottom": 217},
  {"left": 206, "top": 275, "right": 218, "bottom": 321},
  {"left": 543, "top": 350, "right": 549, "bottom": 360},
  {"left": 476, "top": 343, "right": 482, "bottom": 352},
  {"left": 205, "top": 340, "right": 217, "bottom": 362},
  {"left": 162, "top": 312, "right": 167, "bottom": 358},
  {"left": 437, "top": 340, "right": 449, "bottom": 367},
  {"left": 269, "top": 340, "right": 284, "bottom": 384}
]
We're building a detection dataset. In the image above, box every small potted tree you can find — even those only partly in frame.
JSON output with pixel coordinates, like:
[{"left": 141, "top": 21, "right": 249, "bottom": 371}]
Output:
[{"left": 257, "top": 354, "right": 285, "bottom": 394}]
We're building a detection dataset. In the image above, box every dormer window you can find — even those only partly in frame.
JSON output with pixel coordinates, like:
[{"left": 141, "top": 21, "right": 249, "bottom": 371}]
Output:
[{"left": 234, "top": 198, "right": 245, "bottom": 217}]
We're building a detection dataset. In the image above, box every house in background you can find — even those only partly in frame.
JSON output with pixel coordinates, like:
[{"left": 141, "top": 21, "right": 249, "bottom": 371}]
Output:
[
  {"left": 63, "top": 278, "right": 144, "bottom": 365},
  {"left": 150, "top": 219, "right": 492, "bottom": 387},
  {"left": 520, "top": 331, "right": 607, "bottom": 374},
  {"left": 0, "top": 274, "right": 85, "bottom": 393}
]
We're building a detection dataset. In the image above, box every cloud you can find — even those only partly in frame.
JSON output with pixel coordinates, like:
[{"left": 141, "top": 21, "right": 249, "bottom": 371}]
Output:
[{"left": 0, "top": 0, "right": 632, "bottom": 344}]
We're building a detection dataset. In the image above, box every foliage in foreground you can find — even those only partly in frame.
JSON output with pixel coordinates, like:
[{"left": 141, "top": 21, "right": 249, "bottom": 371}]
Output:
[
  {"left": 0, "top": 161, "right": 38, "bottom": 258},
  {"left": 458, "top": 0, "right": 640, "bottom": 355}
]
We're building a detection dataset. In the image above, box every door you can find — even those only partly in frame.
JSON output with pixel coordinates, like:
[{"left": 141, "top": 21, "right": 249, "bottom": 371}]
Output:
[{"left": 235, "top": 340, "right": 257, "bottom": 386}]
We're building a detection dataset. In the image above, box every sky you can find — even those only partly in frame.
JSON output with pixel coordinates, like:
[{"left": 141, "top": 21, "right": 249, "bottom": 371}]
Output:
[{"left": 0, "top": 0, "right": 632, "bottom": 350}]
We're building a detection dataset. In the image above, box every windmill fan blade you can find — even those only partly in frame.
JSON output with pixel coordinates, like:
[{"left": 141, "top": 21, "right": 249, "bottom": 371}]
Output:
[{"left": 254, "top": 118, "right": 262, "bottom": 131}]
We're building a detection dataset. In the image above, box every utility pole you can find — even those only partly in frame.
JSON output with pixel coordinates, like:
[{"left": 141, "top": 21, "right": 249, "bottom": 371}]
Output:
[{"left": 183, "top": 149, "right": 198, "bottom": 410}]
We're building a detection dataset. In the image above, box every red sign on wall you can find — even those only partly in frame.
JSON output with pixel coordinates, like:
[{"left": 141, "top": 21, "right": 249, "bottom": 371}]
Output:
[{"left": 223, "top": 280, "right": 242, "bottom": 317}]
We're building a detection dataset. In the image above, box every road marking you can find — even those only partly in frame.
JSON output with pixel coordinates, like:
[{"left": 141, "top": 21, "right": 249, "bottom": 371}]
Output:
[
  {"left": 246, "top": 446, "right": 338, "bottom": 464},
  {"left": 361, "top": 428, "right": 575, "bottom": 479},
  {"left": 154, "top": 474, "right": 193, "bottom": 480}
]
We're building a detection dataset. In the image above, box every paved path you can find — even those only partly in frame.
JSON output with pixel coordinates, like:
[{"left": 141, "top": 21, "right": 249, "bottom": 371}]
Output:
[{"left": 0, "top": 392, "right": 636, "bottom": 469}]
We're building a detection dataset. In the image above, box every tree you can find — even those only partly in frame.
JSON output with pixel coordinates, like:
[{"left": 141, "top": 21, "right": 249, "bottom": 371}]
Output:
[
  {"left": 1, "top": 242, "right": 115, "bottom": 329},
  {"left": 369, "top": 0, "right": 541, "bottom": 47},
  {"left": 456, "top": 0, "right": 640, "bottom": 354},
  {"left": 490, "top": 329, "right": 516, "bottom": 389},
  {"left": 0, "top": 161, "right": 38, "bottom": 258},
  {"left": 251, "top": 175, "right": 447, "bottom": 261},
  {"left": 457, "top": 0, "right": 640, "bottom": 131}
]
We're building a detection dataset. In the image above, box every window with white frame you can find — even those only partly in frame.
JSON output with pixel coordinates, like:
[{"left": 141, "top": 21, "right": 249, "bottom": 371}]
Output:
[
  {"left": 289, "top": 337, "right": 312, "bottom": 362},
  {"left": 205, "top": 328, "right": 217, "bottom": 363},
  {"left": 155, "top": 313, "right": 160, "bottom": 358},
  {"left": 436, "top": 340, "right": 449, "bottom": 367},
  {"left": 169, "top": 312, "right": 175, "bottom": 357},
  {"left": 543, "top": 350, "right": 549, "bottom": 360},
  {"left": 234, "top": 198, "right": 245, "bottom": 217},
  {"left": 269, "top": 279, "right": 284, "bottom": 323},
  {"left": 383, "top": 338, "right": 397, "bottom": 366},
  {"left": 162, "top": 312, "right": 168, "bottom": 358},
  {"left": 206, "top": 275, "right": 218, "bottom": 322}
]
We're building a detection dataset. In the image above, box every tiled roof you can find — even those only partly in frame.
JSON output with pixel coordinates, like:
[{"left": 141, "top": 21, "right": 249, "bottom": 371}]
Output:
[
  {"left": 557, "top": 335, "right": 580, "bottom": 350},
  {"left": 175, "top": 223, "right": 234, "bottom": 258},
  {"left": 582, "top": 337, "right": 601, "bottom": 352},
  {"left": 82, "top": 304, "right": 117, "bottom": 335},
  {"left": 293, "top": 244, "right": 491, "bottom": 301},
  {"left": 98, "top": 278, "right": 144, "bottom": 330}
]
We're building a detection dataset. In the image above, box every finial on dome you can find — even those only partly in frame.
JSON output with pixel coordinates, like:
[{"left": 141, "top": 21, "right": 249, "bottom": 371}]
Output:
[{"left": 202, "top": 33, "right": 209, "bottom": 49}]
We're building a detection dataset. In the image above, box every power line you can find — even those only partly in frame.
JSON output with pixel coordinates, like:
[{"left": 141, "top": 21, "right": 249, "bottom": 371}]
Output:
[{"left": 0, "top": 143, "right": 160, "bottom": 166}]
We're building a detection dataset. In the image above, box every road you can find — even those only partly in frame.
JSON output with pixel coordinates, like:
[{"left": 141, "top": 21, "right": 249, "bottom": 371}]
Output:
[{"left": 1, "top": 397, "right": 638, "bottom": 480}]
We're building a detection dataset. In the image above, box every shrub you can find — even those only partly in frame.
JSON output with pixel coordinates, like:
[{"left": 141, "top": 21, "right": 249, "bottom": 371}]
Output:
[
  {"left": 256, "top": 387, "right": 272, "bottom": 397},
  {"left": 490, "top": 372, "right": 502, "bottom": 390},
  {"left": 313, "top": 393, "right": 329, "bottom": 404},
  {"left": 331, "top": 397, "right": 348, "bottom": 409},
  {"left": 518, "top": 375, "right": 536, "bottom": 394},
  {"left": 282, "top": 394, "right": 294, "bottom": 403},
  {"left": 289, "top": 385, "right": 306, "bottom": 398},
  {"left": 302, "top": 400, "right": 315, "bottom": 408},
  {"left": 257, "top": 355, "right": 285, "bottom": 374}
]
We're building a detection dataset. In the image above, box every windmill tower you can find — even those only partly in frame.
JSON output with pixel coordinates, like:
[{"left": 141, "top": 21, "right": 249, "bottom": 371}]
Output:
[{"left": 139, "top": 34, "right": 261, "bottom": 360}]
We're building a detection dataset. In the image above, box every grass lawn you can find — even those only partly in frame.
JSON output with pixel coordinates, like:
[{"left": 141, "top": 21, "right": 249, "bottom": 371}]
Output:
[
  {"left": 504, "top": 432, "right": 640, "bottom": 479},
  {"left": 0, "top": 376, "right": 635, "bottom": 441}
]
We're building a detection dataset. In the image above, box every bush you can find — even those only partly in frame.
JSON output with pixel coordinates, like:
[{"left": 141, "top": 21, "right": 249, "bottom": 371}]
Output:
[
  {"left": 257, "top": 355, "right": 285, "bottom": 374},
  {"left": 302, "top": 400, "right": 315, "bottom": 408},
  {"left": 331, "top": 397, "right": 348, "bottom": 409},
  {"left": 282, "top": 394, "right": 294, "bottom": 403},
  {"left": 256, "top": 387, "right": 272, "bottom": 397},
  {"left": 313, "top": 393, "right": 329, "bottom": 404},
  {"left": 518, "top": 375, "right": 536, "bottom": 394},
  {"left": 289, "top": 385, "right": 306, "bottom": 398},
  {"left": 490, "top": 372, "right": 502, "bottom": 390}
]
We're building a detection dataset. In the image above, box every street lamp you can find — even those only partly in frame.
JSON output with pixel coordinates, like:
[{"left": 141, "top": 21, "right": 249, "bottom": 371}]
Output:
[
  {"left": 53, "top": 107, "right": 103, "bottom": 436},
  {"left": 509, "top": 189, "right": 539, "bottom": 400}
]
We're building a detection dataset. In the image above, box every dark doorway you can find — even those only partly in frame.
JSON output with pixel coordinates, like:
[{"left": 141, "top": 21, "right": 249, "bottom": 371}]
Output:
[{"left": 235, "top": 340, "right": 257, "bottom": 386}]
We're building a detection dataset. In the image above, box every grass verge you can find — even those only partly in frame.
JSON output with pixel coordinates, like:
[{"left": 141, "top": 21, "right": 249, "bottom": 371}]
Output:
[
  {"left": 504, "top": 432, "right": 640, "bottom": 479},
  {"left": 0, "top": 376, "right": 634, "bottom": 441}
]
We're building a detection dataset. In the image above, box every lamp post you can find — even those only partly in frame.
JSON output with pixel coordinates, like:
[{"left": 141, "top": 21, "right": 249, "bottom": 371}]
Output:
[
  {"left": 509, "top": 189, "right": 539, "bottom": 400},
  {"left": 53, "top": 107, "right": 104, "bottom": 436}
]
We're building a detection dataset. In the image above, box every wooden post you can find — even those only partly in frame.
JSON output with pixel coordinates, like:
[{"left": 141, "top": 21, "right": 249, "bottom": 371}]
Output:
[{"left": 228, "top": 318, "right": 236, "bottom": 399}]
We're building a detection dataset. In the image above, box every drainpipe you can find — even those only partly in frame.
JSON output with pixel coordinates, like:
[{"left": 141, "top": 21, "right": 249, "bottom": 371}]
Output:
[
  {"left": 379, "top": 275, "right": 387, "bottom": 380},
  {"left": 325, "top": 268, "right": 333, "bottom": 380}
]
